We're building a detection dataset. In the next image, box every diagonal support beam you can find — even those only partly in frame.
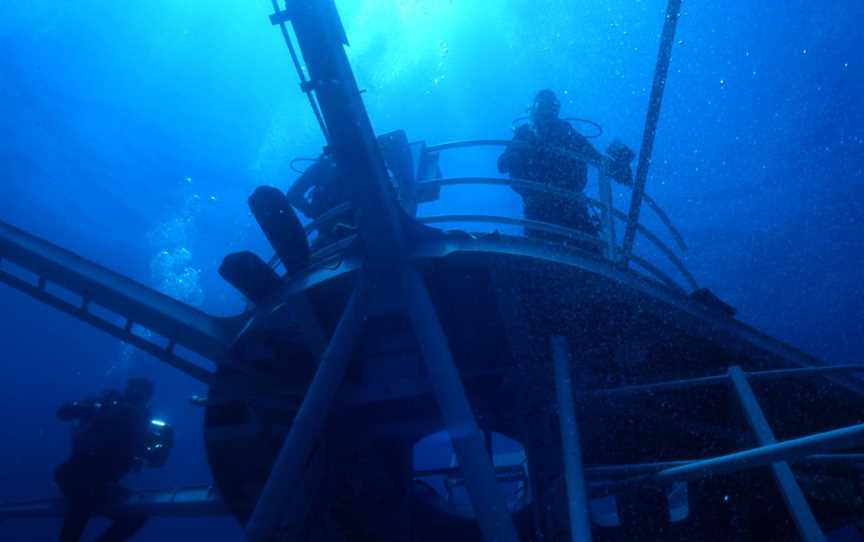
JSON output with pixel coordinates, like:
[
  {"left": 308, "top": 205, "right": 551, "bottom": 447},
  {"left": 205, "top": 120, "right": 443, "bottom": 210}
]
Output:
[
  {"left": 245, "top": 278, "right": 368, "bottom": 541},
  {"left": 728, "top": 366, "right": 826, "bottom": 542},
  {"left": 594, "top": 422, "right": 864, "bottom": 498},
  {"left": 401, "top": 266, "right": 520, "bottom": 542},
  {"left": 620, "top": 0, "right": 683, "bottom": 263},
  {"left": 551, "top": 336, "right": 592, "bottom": 542},
  {"left": 286, "top": 0, "right": 406, "bottom": 267}
]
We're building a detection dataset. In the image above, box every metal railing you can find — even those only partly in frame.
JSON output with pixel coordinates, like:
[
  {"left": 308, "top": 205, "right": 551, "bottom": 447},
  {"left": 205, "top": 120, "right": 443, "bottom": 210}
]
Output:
[
  {"left": 413, "top": 175, "right": 697, "bottom": 291},
  {"left": 423, "top": 140, "right": 688, "bottom": 251},
  {"left": 414, "top": 140, "right": 694, "bottom": 290},
  {"left": 275, "top": 139, "right": 695, "bottom": 293},
  {"left": 568, "top": 362, "right": 864, "bottom": 541}
]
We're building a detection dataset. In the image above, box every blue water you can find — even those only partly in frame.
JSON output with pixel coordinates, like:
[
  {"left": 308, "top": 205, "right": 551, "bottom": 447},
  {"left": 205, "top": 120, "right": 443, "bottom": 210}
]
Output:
[{"left": 1, "top": 1, "right": 862, "bottom": 540}]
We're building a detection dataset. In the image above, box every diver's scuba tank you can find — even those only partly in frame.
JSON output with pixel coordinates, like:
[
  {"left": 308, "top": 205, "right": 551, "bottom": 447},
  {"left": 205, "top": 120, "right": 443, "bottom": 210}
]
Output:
[{"left": 142, "top": 418, "right": 175, "bottom": 468}]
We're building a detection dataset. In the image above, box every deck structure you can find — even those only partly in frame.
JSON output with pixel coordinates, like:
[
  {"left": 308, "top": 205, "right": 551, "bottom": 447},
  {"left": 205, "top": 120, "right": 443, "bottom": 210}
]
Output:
[{"left": 2, "top": 1, "right": 863, "bottom": 540}]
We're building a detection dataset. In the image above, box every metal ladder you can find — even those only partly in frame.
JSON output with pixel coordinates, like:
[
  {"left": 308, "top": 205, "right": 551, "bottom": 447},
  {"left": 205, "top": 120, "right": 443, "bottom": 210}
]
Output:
[
  {"left": 553, "top": 346, "right": 864, "bottom": 542},
  {"left": 0, "top": 220, "right": 240, "bottom": 384}
]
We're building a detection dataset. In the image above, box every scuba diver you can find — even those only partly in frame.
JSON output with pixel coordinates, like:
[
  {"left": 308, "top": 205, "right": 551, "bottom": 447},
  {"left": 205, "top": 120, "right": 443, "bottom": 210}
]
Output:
[
  {"left": 497, "top": 89, "right": 635, "bottom": 244},
  {"left": 286, "top": 151, "right": 356, "bottom": 250},
  {"left": 217, "top": 152, "right": 355, "bottom": 303},
  {"left": 54, "top": 378, "right": 173, "bottom": 542}
]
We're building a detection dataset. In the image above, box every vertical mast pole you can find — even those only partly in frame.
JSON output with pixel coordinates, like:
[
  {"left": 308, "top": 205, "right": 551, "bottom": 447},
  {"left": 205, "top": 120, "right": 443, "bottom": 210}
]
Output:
[{"left": 551, "top": 337, "right": 592, "bottom": 542}]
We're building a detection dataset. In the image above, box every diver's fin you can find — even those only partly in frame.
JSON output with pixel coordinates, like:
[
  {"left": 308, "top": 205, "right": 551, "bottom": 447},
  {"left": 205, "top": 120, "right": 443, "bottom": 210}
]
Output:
[
  {"left": 219, "top": 251, "right": 282, "bottom": 305},
  {"left": 248, "top": 185, "right": 309, "bottom": 275}
]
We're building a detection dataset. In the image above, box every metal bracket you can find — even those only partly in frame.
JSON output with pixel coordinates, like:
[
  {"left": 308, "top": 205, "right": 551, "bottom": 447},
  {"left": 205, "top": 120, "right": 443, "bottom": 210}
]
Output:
[{"left": 269, "top": 7, "right": 298, "bottom": 26}]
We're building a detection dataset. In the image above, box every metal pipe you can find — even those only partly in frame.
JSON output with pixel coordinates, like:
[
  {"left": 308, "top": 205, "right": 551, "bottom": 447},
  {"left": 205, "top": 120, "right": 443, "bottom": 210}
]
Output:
[
  {"left": 423, "top": 143, "right": 689, "bottom": 251},
  {"left": 551, "top": 336, "right": 593, "bottom": 542},
  {"left": 400, "top": 266, "right": 520, "bottom": 542},
  {"left": 584, "top": 374, "right": 727, "bottom": 399},
  {"left": 642, "top": 192, "right": 687, "bottom": 251},
  {"left": 585, "top": 453, "right": 864, "bottom": 479},
  {"left": 418, "top": 214, "right": 605, "bottom": 247},
  {"left": 728, "top": 366, "right": 825, "bottom": 542},
  {"left": 649, "top": 422, "right": 864, "bottom": 486},
  {"left": 585, "top": 364, "right": 864, "bottom": 399},
  {"left": 586, "top": 460, "right": 691, "bottom": 478},
  {"left": 620, "top": 0, "right": 684, "bottom": 262},
  {"left": 245, "top": 279, "right": 368, "bottom": 541},
  {"left": 426, "top": 139, "right": 514, "bottom": 152},
  {"left": 805, "top": 454, "right": 864, "bottom": 464},
  {"left": 592, "top": 423, "right": 864, "bottom": 498},
  {"left": 416, "top": 177, "right": 696, "bottom": 289},
  {"left": 750, "top": 364, "right": 864, "bottom": 380},
  {"left": 628, "top": 254, "right": 689, "bottom": 293}
]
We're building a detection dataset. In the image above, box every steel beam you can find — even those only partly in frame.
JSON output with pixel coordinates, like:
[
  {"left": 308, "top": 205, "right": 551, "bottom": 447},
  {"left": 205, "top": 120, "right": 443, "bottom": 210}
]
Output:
[
  {"left": 586, "top": 364, "right": 864, "bottom": 399},
  {"left": 728, "top": 366, "right": 826, "bottom": 542},
  {"left": 0, "top": 221, "right": 235, "bottom": 361},
  {"left": 593, "top": 422, "right": 864, "bottom": 496},
  {"left": 621, "top": 0, "right": 683, "bottom": 261},
  {"left": 401, "top": 266, "right": 520, "bottom": 542},
  {"left": 551, "top": 336, "right": 592, "bottom": 542},
  {"left": 584, "top": 454, "right": 864, "bottom": 479},
  {"left": 245, "top": 280, "right": 368, "bottom": 541},
  {"left": 285, "top": 0, "right": 406, "bottom": 266}
]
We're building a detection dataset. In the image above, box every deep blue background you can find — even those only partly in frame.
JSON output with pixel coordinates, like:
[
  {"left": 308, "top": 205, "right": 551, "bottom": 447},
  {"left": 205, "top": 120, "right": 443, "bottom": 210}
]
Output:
[{"left": 1, "top": 1, "right": 862, "bottom": 540}]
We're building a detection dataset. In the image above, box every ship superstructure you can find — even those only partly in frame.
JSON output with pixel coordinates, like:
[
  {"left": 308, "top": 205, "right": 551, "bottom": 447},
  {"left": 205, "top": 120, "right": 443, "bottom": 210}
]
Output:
[{"left": 2, "top": 1, "right": 863, "bottom": 540}]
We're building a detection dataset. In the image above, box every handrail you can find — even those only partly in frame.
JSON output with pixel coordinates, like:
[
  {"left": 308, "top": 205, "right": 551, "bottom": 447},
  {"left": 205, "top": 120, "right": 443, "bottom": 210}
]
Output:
[
  {"left": 417, "top": 215, "right": 605, "bottom": 248},
  {"left": 268, "top": 202, "right": 354, "bottom": 270},
  {"left": 417, "top": 177, "right": 697, "bottom": 290},
  {"left": 602, "top": 204, "right": 698, "bottom": 290},
  {"left": 281, "top": 221, "right": 684, "bottom": 295},
  {"left": 419, "top": 176, "right": 589, "bottom": 205},
  {"left": 302, "top": 202, "right": 353, "bottom": 235},
  {"left": 271, "top": 175, "right": 695, "bottom": 291},
  {"left": 584, "top": 364, "right": 864, "bottom": 400},
  {"left": 628, "top": 254, "right": 688, "bottom": 294},
  {"left": 426, "top": 139, "right": 520, "bottom": 153},
  {"left": 424, "top": 139, "right": 687, "bottom": 251},
  {"left": 416, "top": 214, "right": 686, "bottom": 292},
  {"left": 642, "top": 192, "right": 687, "bottom": 251}
]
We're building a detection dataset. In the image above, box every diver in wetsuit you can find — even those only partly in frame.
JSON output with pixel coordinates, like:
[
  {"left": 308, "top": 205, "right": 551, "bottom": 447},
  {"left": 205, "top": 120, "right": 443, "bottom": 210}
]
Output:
[
  {"left": 286, "top": 152, "right": 355, "bottom": 249},
  {"left": 218, "top": 155, "right": 349, "bottom": 301},
  {"left": 498, "top": 89, "right": 635, "bottom": 243},
  {"left": 54, "top": 378, "right": 172, "bottom": 542}
]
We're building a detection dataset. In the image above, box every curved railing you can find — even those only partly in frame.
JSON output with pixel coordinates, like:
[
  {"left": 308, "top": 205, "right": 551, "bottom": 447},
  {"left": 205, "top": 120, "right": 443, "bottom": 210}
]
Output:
[
  {"left": 425, "top": 140, "right": 687, "bottom": 252},
  {"left": 418, "top": 139, "right": 695, "bottom": 290},
  {"left": 418, "top": 214, "right": 605, "bottom": 248},
  {"left": 274, "top": 138, "right": 696, "bottom": 293},
  {"left": 415, "top": 176, "right": 697, "bottom": 291}
]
